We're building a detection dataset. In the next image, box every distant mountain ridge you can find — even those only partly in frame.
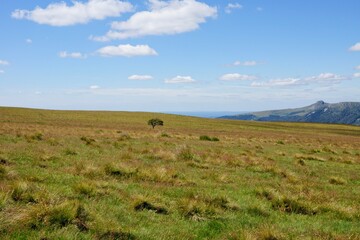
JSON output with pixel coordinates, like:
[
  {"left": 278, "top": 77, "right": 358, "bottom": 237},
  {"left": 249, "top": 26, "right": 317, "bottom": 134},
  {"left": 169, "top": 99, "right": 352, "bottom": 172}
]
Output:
[{"left": 219, "top": 101, "right": 360, "bottom": 126}]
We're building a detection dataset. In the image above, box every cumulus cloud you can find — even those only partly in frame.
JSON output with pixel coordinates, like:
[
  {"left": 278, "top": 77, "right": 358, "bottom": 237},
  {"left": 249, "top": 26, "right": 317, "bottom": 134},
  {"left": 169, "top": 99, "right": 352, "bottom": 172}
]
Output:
[
  {"left": 232, "top": 60, "right": 258, "bottom": 66},
  {"left": 353, "top": 73, "right": 360, "bottom": 78},
  {"left": 128, "top": 75, "right": 154, "bottom": 80},
  {"left": 355, "top": 65, "right": 360, "bottom": 70},
  {"left": 11, "top": 0, "right": 133, "bottom": 26},
  {"left": 59, "top": 51, "right": 87, "bottom": 59},
  {"left": 91, "top": 0, "right": 217, "bottom": 41},
  {"left": 0, "top": 60, "right": 9, "bottom": 65},
  {"left": 89, "top": 85, "right": 100, "bottom": 89},
  {"left": 349, "top": 42, "right": 360, "bottom": 51},
  {"left": 165, "top": 75, "right": 195, "bottom": 84},
  {"left": 97, "top": 44, "right": 158, "bottom": 57},
  {"left": 220, "top": 73, "right": 257, "bottom": 81},
  {"left": 225, "top": 3, "right": 242, "bottom": 14}
]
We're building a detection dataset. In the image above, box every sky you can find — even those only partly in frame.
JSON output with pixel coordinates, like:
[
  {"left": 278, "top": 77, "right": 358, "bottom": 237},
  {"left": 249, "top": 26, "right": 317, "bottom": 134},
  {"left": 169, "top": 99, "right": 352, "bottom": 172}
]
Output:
[{"left": 1, "top": 0, "right": 360, "bottom": 112}]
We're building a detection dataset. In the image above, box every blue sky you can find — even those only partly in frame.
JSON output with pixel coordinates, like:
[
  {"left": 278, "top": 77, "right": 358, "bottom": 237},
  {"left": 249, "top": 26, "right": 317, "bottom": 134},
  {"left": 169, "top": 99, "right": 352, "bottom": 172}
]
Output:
[{"left": 1, "top": 0, "right": 360, "bottom": 112}]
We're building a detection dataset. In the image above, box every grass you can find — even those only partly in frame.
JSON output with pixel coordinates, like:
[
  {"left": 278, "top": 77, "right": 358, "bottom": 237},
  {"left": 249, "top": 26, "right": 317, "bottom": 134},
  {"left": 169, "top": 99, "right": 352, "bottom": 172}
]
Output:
[{"left": 0, "top": 106, "right": 360, "bottom": 239}]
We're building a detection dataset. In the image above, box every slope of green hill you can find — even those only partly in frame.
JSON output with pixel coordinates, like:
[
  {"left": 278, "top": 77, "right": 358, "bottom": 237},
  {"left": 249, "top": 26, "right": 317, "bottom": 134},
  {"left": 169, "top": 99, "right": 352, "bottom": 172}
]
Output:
[
  {"left": 0, "top": 107, "right": 360, "bottom": 239},
  {"left": 220, "top": 101, "right": 360, "bottom": 126}
]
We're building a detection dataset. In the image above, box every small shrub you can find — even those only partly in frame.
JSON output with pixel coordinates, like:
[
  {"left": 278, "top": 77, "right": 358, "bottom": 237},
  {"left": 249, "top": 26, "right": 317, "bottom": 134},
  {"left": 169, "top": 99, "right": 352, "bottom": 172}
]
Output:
[
  {"left": 148, "top": 118, "right": 164, "bottom": 129},
  {"left": 276, "top": 140, "right": 284, "bottom": 145}
]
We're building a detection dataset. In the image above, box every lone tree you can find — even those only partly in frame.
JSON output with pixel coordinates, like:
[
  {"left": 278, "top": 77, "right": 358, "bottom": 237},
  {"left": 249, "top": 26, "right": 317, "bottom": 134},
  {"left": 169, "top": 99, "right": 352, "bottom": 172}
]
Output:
[{"left": 148, "top": 118, "right": 164, "bottom": 129}]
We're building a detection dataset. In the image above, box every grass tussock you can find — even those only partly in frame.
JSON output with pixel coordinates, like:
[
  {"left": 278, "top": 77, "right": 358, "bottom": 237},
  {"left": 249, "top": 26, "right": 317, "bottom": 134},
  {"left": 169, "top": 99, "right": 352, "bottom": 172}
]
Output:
[
  {"left": 134, "top": 201, "right": 168, "bottom": 215},
  {"left": 179, "top": 194, "right": 239, "bottom": 221},
  {"left": 329, "top": 176, "right": 347, "bottom": 185},
  {"left": 199, "top": 135, "right": 220, "bottom": 142}
]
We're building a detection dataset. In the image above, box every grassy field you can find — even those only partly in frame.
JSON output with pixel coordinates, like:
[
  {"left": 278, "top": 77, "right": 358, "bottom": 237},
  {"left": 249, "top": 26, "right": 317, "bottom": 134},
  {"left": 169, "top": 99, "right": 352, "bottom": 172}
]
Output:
[{"left": 0, "top": 107, "right": 360, "bottom": 240}]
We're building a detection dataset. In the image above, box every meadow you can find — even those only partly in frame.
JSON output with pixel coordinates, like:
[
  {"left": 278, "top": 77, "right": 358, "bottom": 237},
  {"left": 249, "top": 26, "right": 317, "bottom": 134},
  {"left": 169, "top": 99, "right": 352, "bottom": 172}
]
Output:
[{"left": 0, "top": 107, "right": 359, "bottom": 239}]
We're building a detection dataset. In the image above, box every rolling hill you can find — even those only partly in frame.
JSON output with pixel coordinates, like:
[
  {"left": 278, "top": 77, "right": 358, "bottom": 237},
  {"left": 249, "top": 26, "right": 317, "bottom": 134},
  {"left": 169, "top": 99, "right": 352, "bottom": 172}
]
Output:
[
  {"left": 0, "top": 107, "right": 359, "bottom": 239},
  {"left": 219, "top": 101, "right": 360, "bottom": 125}
]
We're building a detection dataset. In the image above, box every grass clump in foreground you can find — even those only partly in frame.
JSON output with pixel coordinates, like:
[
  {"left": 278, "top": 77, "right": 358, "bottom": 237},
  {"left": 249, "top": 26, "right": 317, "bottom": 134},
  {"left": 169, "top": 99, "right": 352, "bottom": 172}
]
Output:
[{"left": 0, "top": 107, "right": 359, "bottom": 239}]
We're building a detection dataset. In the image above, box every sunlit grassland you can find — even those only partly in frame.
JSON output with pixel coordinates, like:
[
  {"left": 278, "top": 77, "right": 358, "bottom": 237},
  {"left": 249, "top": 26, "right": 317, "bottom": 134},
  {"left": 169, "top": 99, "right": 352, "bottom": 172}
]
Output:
[{"left": 0, "top": 107, "right": 360, "bottom": 239}]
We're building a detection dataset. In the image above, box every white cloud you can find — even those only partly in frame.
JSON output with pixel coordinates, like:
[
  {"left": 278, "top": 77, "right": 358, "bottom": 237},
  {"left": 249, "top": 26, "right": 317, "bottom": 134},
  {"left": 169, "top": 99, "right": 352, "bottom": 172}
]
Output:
[
  {"left": 59, "top": 51, "right": 87, "bottom": 59},
  {"left": 355, "top": 65, "right": 360, "bottom": 70},
  {"left": 349, "top": 42, "right": 360, "bottom": 51},
  {"left": 0, "top": 70, "right": 4, "bottom": 74},
  {"left": 128, "top": 75, "right": 154, "bottom": 80},
  {"left": 12, "top": 0, "right": 133, "bottom": 26},
  {"left": 97, "top": 44, "right": 158, "bottom": 57},
  {"left": 252, "top": 73, "right": 347, "bottom": 88},
  {"left": 220, "top": 73, "right": 257, "bottom": 81},
  {"left": 353, "top": 73, "right": 360, "bottom": 78},
  {"left": 252, "top": 78, "right": 301, "bottom": 87},
  {"left": 304, "top": 72, "right": 345, "bottom": 83},
  {"left": 0, "top": 60, "right": 9, "bottom": 65},
  {"left": 233, "top": 60, "right": 258, "bottom": 66},
  {"left": 26, "top": 38, "right": 32, "bottom": 44},
  {"left": 225, "top": 3, "right": 242, "bottom": 14},
  {"left": 91, "top": 0, "right": 217, "bottom": 41},
  {"left": 90, "top": 85, "right": 100, "bottom": 89},
  {"left": 165, "top": 75, "right": 195, "bottom": 84}
]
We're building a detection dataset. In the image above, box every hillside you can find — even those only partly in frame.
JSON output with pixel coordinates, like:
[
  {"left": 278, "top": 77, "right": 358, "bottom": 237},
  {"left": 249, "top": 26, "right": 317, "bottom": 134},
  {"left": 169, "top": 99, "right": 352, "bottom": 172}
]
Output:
[
  {"left": 0, "top": 107, "right": 360, "bottom": 239},
  {"left": 219, "top": 101, "right": 360, "bottom": 125}
]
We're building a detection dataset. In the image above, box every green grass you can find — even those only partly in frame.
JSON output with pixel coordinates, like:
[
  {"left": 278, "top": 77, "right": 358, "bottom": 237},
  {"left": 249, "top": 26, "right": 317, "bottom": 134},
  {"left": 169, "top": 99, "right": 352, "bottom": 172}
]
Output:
[{"left": 0, "top": 107, "right": 360, "bottom": 239}]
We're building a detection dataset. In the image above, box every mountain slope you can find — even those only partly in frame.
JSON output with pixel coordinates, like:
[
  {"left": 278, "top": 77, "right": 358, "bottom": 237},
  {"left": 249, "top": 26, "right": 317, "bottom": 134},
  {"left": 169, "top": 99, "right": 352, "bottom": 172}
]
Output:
[{"left": 220, "top": 101, "right": 360, "bottom": 125}]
